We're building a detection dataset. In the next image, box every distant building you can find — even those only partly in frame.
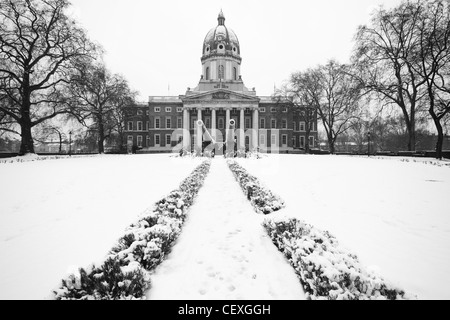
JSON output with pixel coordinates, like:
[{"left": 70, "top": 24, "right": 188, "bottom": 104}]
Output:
[{"left": 124, "top": 11, "right": 318, "bottom": 153}]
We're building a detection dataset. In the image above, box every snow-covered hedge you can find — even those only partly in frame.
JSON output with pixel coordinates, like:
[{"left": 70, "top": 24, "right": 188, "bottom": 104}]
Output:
[
  {"left": 53, "top": 160, "right": 211, "bottom": 300},
  {"left": 0, "top": 154, "right": 104, "bottom": 164},
  {"left": 263, "top": 217, "right": 411, "bottom": 300},
  {"left": 227, "top": 160, "right": 285, "bottom": 214}
]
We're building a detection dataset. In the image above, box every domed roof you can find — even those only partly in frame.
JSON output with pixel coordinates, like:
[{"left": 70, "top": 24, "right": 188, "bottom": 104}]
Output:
[{"left": 202, "top": 10, "right": 240, "bottom": 58}]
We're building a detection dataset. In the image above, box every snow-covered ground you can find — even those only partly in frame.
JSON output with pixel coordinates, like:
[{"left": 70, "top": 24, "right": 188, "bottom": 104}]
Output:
[
  {"left": 0, "top": 154, "right": 202, "bottom": 300},
  {"left": 147, "top": 158, "right": 306, "bottom": 300},
  {"left": 1, "top": 153, "right": 449, "bottom": 300},
  {"left": 236, "top": 154, "right": 450, "bottom": 300}
]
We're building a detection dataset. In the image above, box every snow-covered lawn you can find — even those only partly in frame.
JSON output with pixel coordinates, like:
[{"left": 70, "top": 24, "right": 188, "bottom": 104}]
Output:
[
  {"left": 235, "top": 155, "right": 450, "bottom": 300},
  {"left": 0, "top": 154, "right": 202, "bottom": 300},
  {"left": 1, "top": 153, "right": 449, "bottom": 300}
]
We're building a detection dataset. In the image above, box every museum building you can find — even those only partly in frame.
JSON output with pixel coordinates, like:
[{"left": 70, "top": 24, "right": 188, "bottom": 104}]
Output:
[{"left": 124, "top": 11, "right": 318, "bottom": 153}]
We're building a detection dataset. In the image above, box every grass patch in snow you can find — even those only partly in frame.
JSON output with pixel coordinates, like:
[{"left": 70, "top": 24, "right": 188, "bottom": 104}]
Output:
[
  {"left": 53, "top": 160, "right": 211, "bottom": 300},
  {"left": 263, "top": 217, "right": 414, "bottom": 300}
]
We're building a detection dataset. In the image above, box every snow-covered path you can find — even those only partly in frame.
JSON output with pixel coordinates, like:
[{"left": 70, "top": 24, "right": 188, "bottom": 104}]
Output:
[{"left": 147, "top": 158, "right": 306, "bottom": 300}]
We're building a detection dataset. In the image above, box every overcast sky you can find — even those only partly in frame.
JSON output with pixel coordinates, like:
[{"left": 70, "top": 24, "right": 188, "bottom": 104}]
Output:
[{"left": 67, "top": 0, "right": 403, "bottom": 101}]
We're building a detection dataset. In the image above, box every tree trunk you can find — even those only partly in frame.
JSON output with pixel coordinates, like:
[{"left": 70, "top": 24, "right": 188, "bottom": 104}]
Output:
[
  {"left": 19, "top": 72, "right": 35, "bottom": 155},
  {"left": 58, "top": 132, "right": 63, "bottom": 154},
  {"left": 97, "top": 114, "right": 105, "bottom": 154},
  {"left": 19, "top": 119, "right": 35, "bottom": 155},
  {"left": 434, "top": 120, "right": 444, "bottom": 160},
  {"left": 328, "top": 135, "right": 335, "bottom": 154},
  {"left": 407, "top": 122, "right": 416, "bottom": 152},
  {"left": 430, "top": 107, "right": 444, "bottom": 160},
  {"left": 305, "top": 129, "right": 311, "bottom": 154},
  {"left": 98, "top": 128, "right": 105, "bottom": 154}
]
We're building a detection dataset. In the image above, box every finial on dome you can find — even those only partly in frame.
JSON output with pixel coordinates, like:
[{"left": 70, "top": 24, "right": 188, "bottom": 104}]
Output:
[{"left": 218, "top": 9, "right": 225, "bottom": 25}]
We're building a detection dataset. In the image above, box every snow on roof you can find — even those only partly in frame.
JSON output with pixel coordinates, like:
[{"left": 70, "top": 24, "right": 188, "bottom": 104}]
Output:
[{"left": 149, "top": 96, "right": 182, "bottom": 103}]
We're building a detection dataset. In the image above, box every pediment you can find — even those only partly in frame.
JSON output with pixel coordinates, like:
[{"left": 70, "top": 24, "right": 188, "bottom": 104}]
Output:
[{"left": 182, "top": 89, "right": 259, "bottom": 103}]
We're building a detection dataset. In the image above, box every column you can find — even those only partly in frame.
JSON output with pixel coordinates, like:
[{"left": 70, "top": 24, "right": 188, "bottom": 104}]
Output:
[
  {"left": 183, "top": 108, "right": 189, "bottom": 152},
  {"left": 211, "top": 108, "right": 216, "bottom": 141},
  {"left": 252, "top": 108, "right": 259, "bottom": 152},
  {"left": 225, "top": 108, "right": 231, "bottom": 138},
  {"left": 240, "top": 108, "right": 245, "bottom": 151},
  {"left": 196, "top": 108, "right": 203, "bottom": 153}
]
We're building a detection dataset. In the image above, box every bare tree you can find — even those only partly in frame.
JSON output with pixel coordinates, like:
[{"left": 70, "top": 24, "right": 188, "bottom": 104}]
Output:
[
  {"left": 353, "top": 1, "right": 427, "bottom": 151},
  {"left": 0, "top": 94, "right": 20, "bottom": 136},
  {"left": 303, "top": 61, "right": 362, "bottom": 154},
  {"left": 411, "top": 0, "right": 450, "bottom": 159},
  {"left": 33, "top": 123, "right": 67, "bottom": 153},
  {"left": 69, "top": 61, "right": 136, "bottom": 154},
  {"left": 0, "top": 0, "right": 97, "bottom": 155}
]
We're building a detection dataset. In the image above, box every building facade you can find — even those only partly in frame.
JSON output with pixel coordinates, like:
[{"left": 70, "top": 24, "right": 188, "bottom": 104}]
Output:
[{"left": 124, "top": 11, "right": 318, "bottom": 153}]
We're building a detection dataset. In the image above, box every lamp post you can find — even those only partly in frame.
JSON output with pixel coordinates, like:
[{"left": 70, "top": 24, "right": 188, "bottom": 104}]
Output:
[
  {"left": 368, "top": 132, "right": 371, "bottom": 157},
  {"left": 69, "top": 131, "right": 72, "bottom": 156}
]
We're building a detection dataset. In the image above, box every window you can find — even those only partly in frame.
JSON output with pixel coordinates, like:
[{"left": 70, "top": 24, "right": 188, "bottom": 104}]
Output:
[
  {"left": 293, "top": 136, "right": 297, "bottom": 147},
  {"left": 166, "top": 117, "right": 171, "bottom": 129},
  {"left": 191, "top": 117, "right": 197, "bottom": 129},
  {"left": 282, "top": 107, "right": 288, "bottom": 113},
  {"left": 166, "top": 134, "right": 171, "bottom": 146},
  {"left": 155, "top": 134, "right": 160, "bottom": 146},
  {"left": 177, "top": 117, "right": 183, "bottom": 129},
  {"left": 155, "top": 118, "right": 160, "bottom": 129},
  {"left": 260, "top": 134, "right": 266, "bottom": 146},
  {"left": 300, "top": 136, "right": 305, "bottom": 148},
  {"left": 271, "top": 107, "right": 277, "bottom": 113},
  {"left": 300, "top": 121, "right": 306, "bottom": 132},
  {"left": 206, "top": 67, "right": 210, "bottom": 80},
  {"left": 282, "top": 119, "right": 287, "bottom": 129},
  {"left": 177, "top": 107, "right": 183, "bottom": 113},
  {"left": 260, "top": 107, "right": 266, "bottom": 113},
  {"left": 271, "top": 134, "right": 277, "bottom": 145},
  {"left": 146, "top": 110, "right": 149, "bottom": 116},
  {"left": 137, "top": 110, "right": 143, "bottom": 116},
  {"left": 260, "top": 118, "right": 265, "bottom": 129},
  {"left": 293, "top": 122, "right": 297, "bottom": 132},
  {"left": 165, "top": 107, "right": 172, "bottom": 113},
  {"left": 245, "top": 109, "right": 251, "bottom": 115},
  {"left": 137, "top": 121, "right": 143, "bottom": 131},
  {"left": 155, "top": 107, "right": 161, "bottom": 112},
  {"left": 309, "top": 136, "right": 315, "bottom": 147},
  {"left": 218, "top": 65, "right": 224, "bottom": 79},
  {"left": 127, "top": 121, "right": 133, "bottom": 131},
  {"left": 146, "top": 136, "right": 150, "bottom": 147},
  {"left": 137, "top": 136, "right": 143, "bottom": 147},
  {"left": 282, "top": 134, "right": 288, "bottom": 145},
  {"left": 127, "top": 136, "right": 133, "bottom": 144},
  {"left": 271, "top": 119, "right": 277, "bottom": 129},
  {"left": 205, "top": 118, "right": 211, "bottom": 129},
  {"left": 245, "top": 136, "right": 250, "bottom": 146},
  {"left": 146, "top": 121, "right": 149, "bottom": 131},
  {"left": 218, "top": 117, "right": 224, "bottom": 129},
  {"left": 311, "top": 121, "right": 316, "bottom": 131},
  {"left": 233, "top": 67, "right": 237, "bottom": 81},
  {"left": 245, "top": 118, "right": 251, "bottom": 129}
]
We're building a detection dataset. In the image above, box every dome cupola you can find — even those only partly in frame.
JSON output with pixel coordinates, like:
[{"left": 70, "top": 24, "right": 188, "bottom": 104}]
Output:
[
  {"left": 202, "top": 10, "right": 240, "bottom": 60},
  {"left": 198, "top": 11, "right": 244, "bottom": 87}
]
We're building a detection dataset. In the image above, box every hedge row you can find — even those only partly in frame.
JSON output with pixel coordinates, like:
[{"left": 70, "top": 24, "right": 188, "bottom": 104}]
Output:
[
  {"left": 263, "top": 217, "right": 411, "bottom": 300},
  {"left": 53, "top": 160, "right": 211, "bottom": 300},
  {"left": 227, "top": 160, "right": 285, "bottom": 214}
]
